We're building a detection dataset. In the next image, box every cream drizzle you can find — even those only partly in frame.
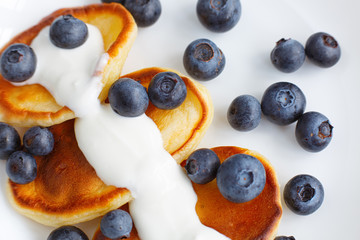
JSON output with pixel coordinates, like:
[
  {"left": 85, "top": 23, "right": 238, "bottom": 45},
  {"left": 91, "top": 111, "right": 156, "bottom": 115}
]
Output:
[{"left": 24, "top": 23, "right": 229, "bottom": 240}]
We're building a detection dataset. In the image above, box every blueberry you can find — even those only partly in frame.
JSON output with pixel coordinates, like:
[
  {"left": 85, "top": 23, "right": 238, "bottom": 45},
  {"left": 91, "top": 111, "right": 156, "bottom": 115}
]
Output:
[
  {"left": 196, "top": 0, "right": 241, "bottom": 33},
  {"left": 261, "top": 82, "right": 306, "bottom": 126},
  {"left": 0, "top": 43, "right": 36, "bottom": 82},
  {"left": 183, "top": 38, "right": 225, "bottom": 81},
  {"left": 185, "top": 148, "right": 220, "bottom": 184},
  {"left": 148, "top": 71, "right": 187, "bottom": 110},
  {"left": 100, "top": 209, "right": 133, "bottom": 239},
  {"left": 227, "top": 95, "right": 261, "bottom": 131},
  {"left": 305, "top": 32, "right": 341, "bottom": 68},
  {"left": 0, "top": 122, "right": 21, "bottom": 159},
  {"left": 270, "top": 38, "right": 305, "bottom": 73},
  {"left": 122, "top": 0, "right": 161, "bottom": 27},
  {"left": 216, "top": 154, "right": 266, "bottom": 203},
  {"left": 47, "top": 225, "right": 89, "bottom": 240},
  {"left": 274, "top": 236, "right": 296, "bottom": 240},
  {"left": 284, "top": 174, "right": 324, "bottom": 215},
  {"left": 23, "top": 126, "right": 54, "bottom": 156},
  {"left": 108, "top": 78, "right": 149, "bottom": 117},
  {"left": 295, "top": 111, "right": 333, "bottom": 152},
  {"left": 6, "top": 151, "right": 37, "bottom": 184},
  {"left": 50, "top": 15, "right": 88, "bottom": 49}
]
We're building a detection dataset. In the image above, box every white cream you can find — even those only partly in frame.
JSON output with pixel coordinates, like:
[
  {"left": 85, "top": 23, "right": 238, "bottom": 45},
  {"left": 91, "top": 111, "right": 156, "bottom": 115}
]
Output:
[
  {"left": 17, "top": 25, "right": 107, "bottom": 117},
  {"left": 75, "top": 106, "right": 229, "bottom": 240},
  {"left": 25, "top": 23, "right": 229, "bottom": 240}
]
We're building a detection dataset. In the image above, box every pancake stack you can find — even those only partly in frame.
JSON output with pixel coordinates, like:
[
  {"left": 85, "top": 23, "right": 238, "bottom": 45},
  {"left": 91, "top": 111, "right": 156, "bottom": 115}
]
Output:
[{"left": 0, "top": 3, "right": 282, "bottom": 239}]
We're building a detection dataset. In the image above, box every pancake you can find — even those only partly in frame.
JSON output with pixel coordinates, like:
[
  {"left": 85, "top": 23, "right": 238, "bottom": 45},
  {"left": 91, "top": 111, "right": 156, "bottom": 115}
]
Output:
[
  {"left": 6, "top": 67, "right": 214, "bottom": 227},
  {"left": 92, "top": 146, "right": 282, "bottom": 240},
  {"left": 121, "top": 67, "right": 213, "bottom": 163},
  {"left": 0, "top": 3, "right": 137, "bottom": 127}
]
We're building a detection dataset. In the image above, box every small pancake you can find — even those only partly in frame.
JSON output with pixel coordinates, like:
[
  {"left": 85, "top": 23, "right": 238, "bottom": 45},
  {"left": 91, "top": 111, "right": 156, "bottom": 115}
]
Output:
[
  {"left": 0, "top": 3, "right": 137, "bottom": 127},
  {"left": 92, "top": 146, "right": 282, "bottom": 240},
  {"left": 121, "top": 67, "right": 213, "bottom": 163},
  {"left": 6, "top": 67, "right": 214, "bottom": 227}
]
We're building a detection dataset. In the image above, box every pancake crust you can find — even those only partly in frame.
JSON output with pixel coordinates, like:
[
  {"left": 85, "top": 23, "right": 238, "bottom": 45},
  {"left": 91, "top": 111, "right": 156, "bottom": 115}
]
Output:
[
  {"left": 6, "top": 67, "right": 214, "bottom": 227},
  {"left": 0, "top": 3, "right": 137, "bottom": 127},
  {"left": 92, "top": 146, "right": 282, "bottom": 240}
]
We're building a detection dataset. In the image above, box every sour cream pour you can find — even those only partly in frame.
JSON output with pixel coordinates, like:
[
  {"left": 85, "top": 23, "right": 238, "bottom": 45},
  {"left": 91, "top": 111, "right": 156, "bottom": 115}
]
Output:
[
  {"left": 16, "top": 25, "right": 106, "bottom": 118},
  {"left": 26, "top": 24, "right": 229, "bottom": 240}
]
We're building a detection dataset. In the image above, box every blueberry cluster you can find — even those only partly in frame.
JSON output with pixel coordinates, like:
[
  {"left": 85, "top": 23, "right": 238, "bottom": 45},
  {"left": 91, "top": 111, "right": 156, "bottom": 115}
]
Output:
[
  {"left": 102, "top": 0, "right": 243, "bottom": 32},
  {"left": 101, "top": 1, "right": 232, "bottom": 82},
  {"left": 184, "top": 148, "right": 266, "bottom": 203},
  {"left": 271, "top": 32, "right": 341, "bottom": 73},
  {"left": 47, "top": 208, "right": 134, "bottom": 240},
  {"left": 108, "top": 71, "right": 187, "bottom": 117},
  {"left": 227, "top": 82, "right": 333, "bottom": 153},
  {"left": 0, "top": 123, "right": 54, "bottom": 185},
  {"left": 101, "top": 1, "right": 236, "bottom": 82},
  {"left": 47, "top": 208, "right": 134, "bottom": 239},
  {"left": 226, "top": 82, "right": 329, "bottom": 222}
]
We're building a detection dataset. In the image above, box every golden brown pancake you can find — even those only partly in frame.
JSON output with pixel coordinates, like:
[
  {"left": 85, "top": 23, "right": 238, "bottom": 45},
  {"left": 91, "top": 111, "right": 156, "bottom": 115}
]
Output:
[
  {"left": 92, "top": 146, "right": 282, "bottom": 240},
  {"left": 121, "top": 67, "right": 213, "bottom": 163},
  {"left": 0, "top": 3, "right": 137, "bottom": 127},
  {"left": 6, "top": 67, "right": 214, "bottom": 227}
]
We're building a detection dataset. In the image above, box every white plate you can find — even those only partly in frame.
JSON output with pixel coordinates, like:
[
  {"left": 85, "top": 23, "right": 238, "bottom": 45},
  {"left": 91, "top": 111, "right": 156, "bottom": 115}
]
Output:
[{"left": 0, "top": 0, "right": 359, "bottom": 239}]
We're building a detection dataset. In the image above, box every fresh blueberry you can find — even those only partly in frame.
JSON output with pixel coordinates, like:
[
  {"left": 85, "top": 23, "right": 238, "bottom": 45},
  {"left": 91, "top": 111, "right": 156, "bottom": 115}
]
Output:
[
  {"left": 50, "top": 15, "right": 88, "bottom": 49},
  {"left": 100, "top": 209, "right": 133, "bottom": 239},
  {"left": 23, "top": 126, "right": 54, "bottom": 156},
  {"left": 0, "top": 122, "right": 21, "bottom": 159},
  {"left": 6, "top": 151, "right": 37, "bottom": 184},
  {"left": 216, "top": 154, "right": 266, "bottom": 203},
  {"left": 270, "top": 38, "right": 305, "bottom": 73},
  {"left": 185, "top": 148, "right": 220, "bottom": 184},
  {"left": 274, "top": 236, "right": 296, "bottom": 240},
  {"left": 227, "top": 95, "right": 261, "bottom": 131},
  {"left": 295, "top": 111, "right": 333, "bottom": 152},
  {"left": 122, "top": 0, "right": 161, "bottom": 27},
  {"left": 0, "top": 43, "right": 36, "bottom": 82},
  {"left": 284, "top": 174, "right": 324, "bottom": 215},
  {"left": 108, "top": 78, "right": 149, "bottom": 117},
  {"left": 261, "top": 82, "right": 306, "bottom": 125},
  {"left": 196, "top": 0, "right": 241, "bottom": 33},
  {"left": 148, "top": 71, "right": 187, "bottom": 109},
  {"left": 47, "top": 225, "right": 89, "bottom": 240},
  {"left": 183, "top": 38, "right": 225, "bottom": 81},
  {"left": 305, "top": 32, "right": 341, "bottom": 68}
]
